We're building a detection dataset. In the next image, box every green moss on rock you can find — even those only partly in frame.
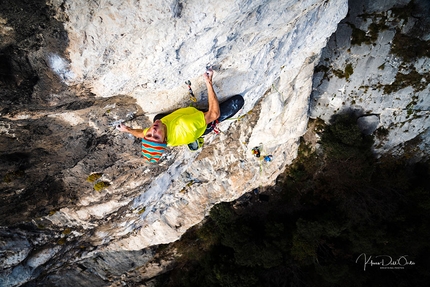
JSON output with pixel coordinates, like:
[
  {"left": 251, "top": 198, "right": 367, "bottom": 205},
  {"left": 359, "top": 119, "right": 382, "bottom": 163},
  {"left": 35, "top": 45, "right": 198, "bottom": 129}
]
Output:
[
  {"left": 86, "top": 172, "right": 103, "bottom": 182},
  {"left": 3, "top": 170, "right": 25, "bottom": 183},
  {"left": 332, "top": 63, "right": 354, "bottom": 80},
  {"left": 62, "top": 228, "right": 72, "bottom": 235},
  {"left": 344, "top": 63, "right": 354, "bottom": 79},
  {"left": 391, "top": 31, "right": 430, "bottom": 62},
  {"left": 94, "top": 181, "right": 110, "bottom": 192},
  {"left": 350, "top": 24, "right": 368, "bottom": 46},
  {"left": 383, "top": 68, "right": 430, "bottom": 94}
]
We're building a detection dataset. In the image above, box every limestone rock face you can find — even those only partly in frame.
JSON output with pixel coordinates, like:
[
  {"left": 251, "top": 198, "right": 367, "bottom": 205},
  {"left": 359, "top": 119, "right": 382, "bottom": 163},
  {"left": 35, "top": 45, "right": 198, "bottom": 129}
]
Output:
[
  {"left": 310, "top": 0, "right": 430, "bottom": 159},
  {"left": 0, "top": 0, "right": 347, "bottom": 286}
]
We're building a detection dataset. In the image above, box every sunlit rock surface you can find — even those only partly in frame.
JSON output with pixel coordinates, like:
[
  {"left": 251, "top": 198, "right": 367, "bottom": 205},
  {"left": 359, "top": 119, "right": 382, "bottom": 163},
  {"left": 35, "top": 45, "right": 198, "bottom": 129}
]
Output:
[
  {"left": 310, "top": 0, "right": 430, "bottom": 159},
  {"left": 1, "top": 0, "right": 347, "bottom": 286}
]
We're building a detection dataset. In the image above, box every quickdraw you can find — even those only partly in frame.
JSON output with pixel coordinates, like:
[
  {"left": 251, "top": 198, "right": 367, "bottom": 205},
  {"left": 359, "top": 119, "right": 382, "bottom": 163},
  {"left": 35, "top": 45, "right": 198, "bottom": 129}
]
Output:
[
  {"left": 251, "top": 146, "right": 261, "bottom": 157},
  {"left": 185, "top": 80, "right": 197, "bottom": 102},
  {"left": 252, "top": 146, "right": 272, "bottom": 162},
  {"left": 209, "top": 119, "right": 220, "bottom": 134},
  {"left": 251, "top": 145, "right": 273, "bottom": 198}
]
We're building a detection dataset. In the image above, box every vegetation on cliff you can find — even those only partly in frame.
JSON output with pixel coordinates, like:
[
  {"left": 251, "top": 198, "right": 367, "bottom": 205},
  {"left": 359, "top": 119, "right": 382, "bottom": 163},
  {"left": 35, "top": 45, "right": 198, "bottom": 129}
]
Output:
[{"left": 155, "top": 112, "right": 430, "bottom": 287}]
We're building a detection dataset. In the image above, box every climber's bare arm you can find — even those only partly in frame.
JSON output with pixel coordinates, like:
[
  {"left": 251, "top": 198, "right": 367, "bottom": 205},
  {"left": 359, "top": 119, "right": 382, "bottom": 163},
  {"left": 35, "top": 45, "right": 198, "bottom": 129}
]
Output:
[
  {"left": 203, "top": 69, "right": 220, "bottom": 124},
  {"left": 117, "top": 123, "right": 145, "bottom": 138}
]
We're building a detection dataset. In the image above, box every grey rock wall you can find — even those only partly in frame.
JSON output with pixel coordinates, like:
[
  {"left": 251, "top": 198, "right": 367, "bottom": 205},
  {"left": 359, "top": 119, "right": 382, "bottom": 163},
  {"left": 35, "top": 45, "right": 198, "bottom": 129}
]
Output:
[
  {"left": 1, "top": 0, "right": 347, "bottom": 286},
  {"left": 310, "top": 0, "right": 430, "bottom": 160},
  {"left": 2, "top": 0, "right": 429, "bottom": 285}
]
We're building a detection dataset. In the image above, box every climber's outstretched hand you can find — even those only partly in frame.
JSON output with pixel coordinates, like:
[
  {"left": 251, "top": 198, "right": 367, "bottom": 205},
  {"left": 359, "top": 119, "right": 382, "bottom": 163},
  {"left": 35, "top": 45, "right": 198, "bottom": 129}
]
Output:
[
  {"left": 204, "top": 68, "right": 214, "bottom": 83},
  {"left": 116, "top": 123, "right": 129, "bottom": 132}
]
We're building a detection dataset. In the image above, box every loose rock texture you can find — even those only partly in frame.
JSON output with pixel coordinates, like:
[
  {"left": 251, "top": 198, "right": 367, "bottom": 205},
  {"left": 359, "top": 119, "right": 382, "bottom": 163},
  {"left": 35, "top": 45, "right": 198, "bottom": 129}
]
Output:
[
  {"left": 310, "top": 0, "right": 430, "bottom": 159},
  {"left": 3, "top": 0, "right": 425, "bottom": 286}
]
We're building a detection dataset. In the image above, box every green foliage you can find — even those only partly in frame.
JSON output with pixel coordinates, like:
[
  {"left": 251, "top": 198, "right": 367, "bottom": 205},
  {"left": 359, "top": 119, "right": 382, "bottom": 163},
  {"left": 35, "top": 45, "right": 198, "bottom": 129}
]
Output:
[
  {"left": 367, "top": 22, "right": 384, "bottom": 42},
  {"left": 390, "top": 1, "right": 414, "bottom": 24},
  {"left": 291, "top": 226, "right": 319, "bottom": 263},
  {"left": 331, "top": 63, "right": 354, "bottom": 80},
  {"left": 3, "top": 169, "right": 25, "bottom": 183},
  {"left": 332, "top": 69, "right": 345, "bottom": 78},
  {"left": 349, "top": 21, "right": 384, "bottom": 46},
  {"left": 315, "top": 114, "right": 375, "bottom": 203},
  {"left": 87, "top": 172, "right": 110, "bottom": 191},
  {"left": 57, "top": 238, "right": 66, "bottom": 245},
  {"left": 283, "top": 137, "right": 320, "bottom": 198},
  {"left": 86, "top": 172, "right": 103, "bottom": 182},
  {"left": 374, "top": 126, "right": 389, "bottom": 140},
  {"left": 93, "top": 181, "right": 110, "bottom": 191},
  {"left": 156, "top": 112, "right": 430, "bottom": 287},
  {"left": 209, "top": 202, "right": 237, "bottom": 227},
  {"left": 349, "top": 24, "right": 368, "bottom": 46},
  {"left": 62, "top": 227, "right": 72, "bottom": 235},
  {"left": 383, "top": 68, "right": 430, "bottom": 94},
  {"left": 391, "top": 29, "right": 430, "bottom": 62},
  {"left": 316, "top": 264, "right": 350, "bottom": 285},
  {"left": 344, "top": 63, "right": 354, "bottom": 79},
  {"left": 322, "top": 113, "right": 371, "bottom": 148}
]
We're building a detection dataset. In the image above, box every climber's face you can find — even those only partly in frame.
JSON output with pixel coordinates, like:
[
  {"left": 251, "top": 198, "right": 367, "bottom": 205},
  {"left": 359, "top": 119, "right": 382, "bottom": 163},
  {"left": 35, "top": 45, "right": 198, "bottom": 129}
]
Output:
[{"left": 145, "top": 120, "right": 167, "bottom": 143}]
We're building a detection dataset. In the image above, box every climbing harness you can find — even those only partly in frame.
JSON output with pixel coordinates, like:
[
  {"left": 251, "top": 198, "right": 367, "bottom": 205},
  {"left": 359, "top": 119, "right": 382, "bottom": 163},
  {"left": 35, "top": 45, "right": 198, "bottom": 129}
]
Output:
[{"left": 209, "top": 119, "right": 220, "bottom": 134}]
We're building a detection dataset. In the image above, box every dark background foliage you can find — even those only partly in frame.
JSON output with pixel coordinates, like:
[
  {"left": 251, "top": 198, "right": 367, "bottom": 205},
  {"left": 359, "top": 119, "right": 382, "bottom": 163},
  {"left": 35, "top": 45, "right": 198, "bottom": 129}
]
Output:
[{"left": 155, "top": 113, "right": 430, "bottom": 287}]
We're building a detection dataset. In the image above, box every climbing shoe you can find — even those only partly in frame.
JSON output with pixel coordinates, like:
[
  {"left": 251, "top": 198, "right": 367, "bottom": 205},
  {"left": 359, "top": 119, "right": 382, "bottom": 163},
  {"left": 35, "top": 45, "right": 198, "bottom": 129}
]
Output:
[{"left": 187, "top": 137, "right": 204, "bottom": 151}]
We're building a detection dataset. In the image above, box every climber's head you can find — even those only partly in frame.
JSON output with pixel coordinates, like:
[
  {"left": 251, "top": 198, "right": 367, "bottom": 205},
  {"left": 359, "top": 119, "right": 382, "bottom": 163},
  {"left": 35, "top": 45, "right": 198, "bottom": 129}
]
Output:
[{"left": 144, "top": 120, "right": 167, "bottom": 143}]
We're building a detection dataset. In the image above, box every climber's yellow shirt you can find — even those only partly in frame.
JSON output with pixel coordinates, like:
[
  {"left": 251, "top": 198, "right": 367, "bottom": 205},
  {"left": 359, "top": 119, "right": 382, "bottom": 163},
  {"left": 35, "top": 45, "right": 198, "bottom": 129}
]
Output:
[{"left": 160, "top": 107, "right": 206, "bottom": 146}]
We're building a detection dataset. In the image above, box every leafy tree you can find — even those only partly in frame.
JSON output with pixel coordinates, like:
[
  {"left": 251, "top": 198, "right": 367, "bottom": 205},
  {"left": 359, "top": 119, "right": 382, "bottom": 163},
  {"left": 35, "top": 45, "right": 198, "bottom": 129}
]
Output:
[{"left": 155, "top": 113, "right": 430, "bottom": 287}]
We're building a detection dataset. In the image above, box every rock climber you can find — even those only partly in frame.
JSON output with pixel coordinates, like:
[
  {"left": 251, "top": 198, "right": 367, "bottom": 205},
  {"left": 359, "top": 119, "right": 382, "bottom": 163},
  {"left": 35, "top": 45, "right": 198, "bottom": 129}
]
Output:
[{"left": 117, "top": 69, "right": 220, "bottom": 163}]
